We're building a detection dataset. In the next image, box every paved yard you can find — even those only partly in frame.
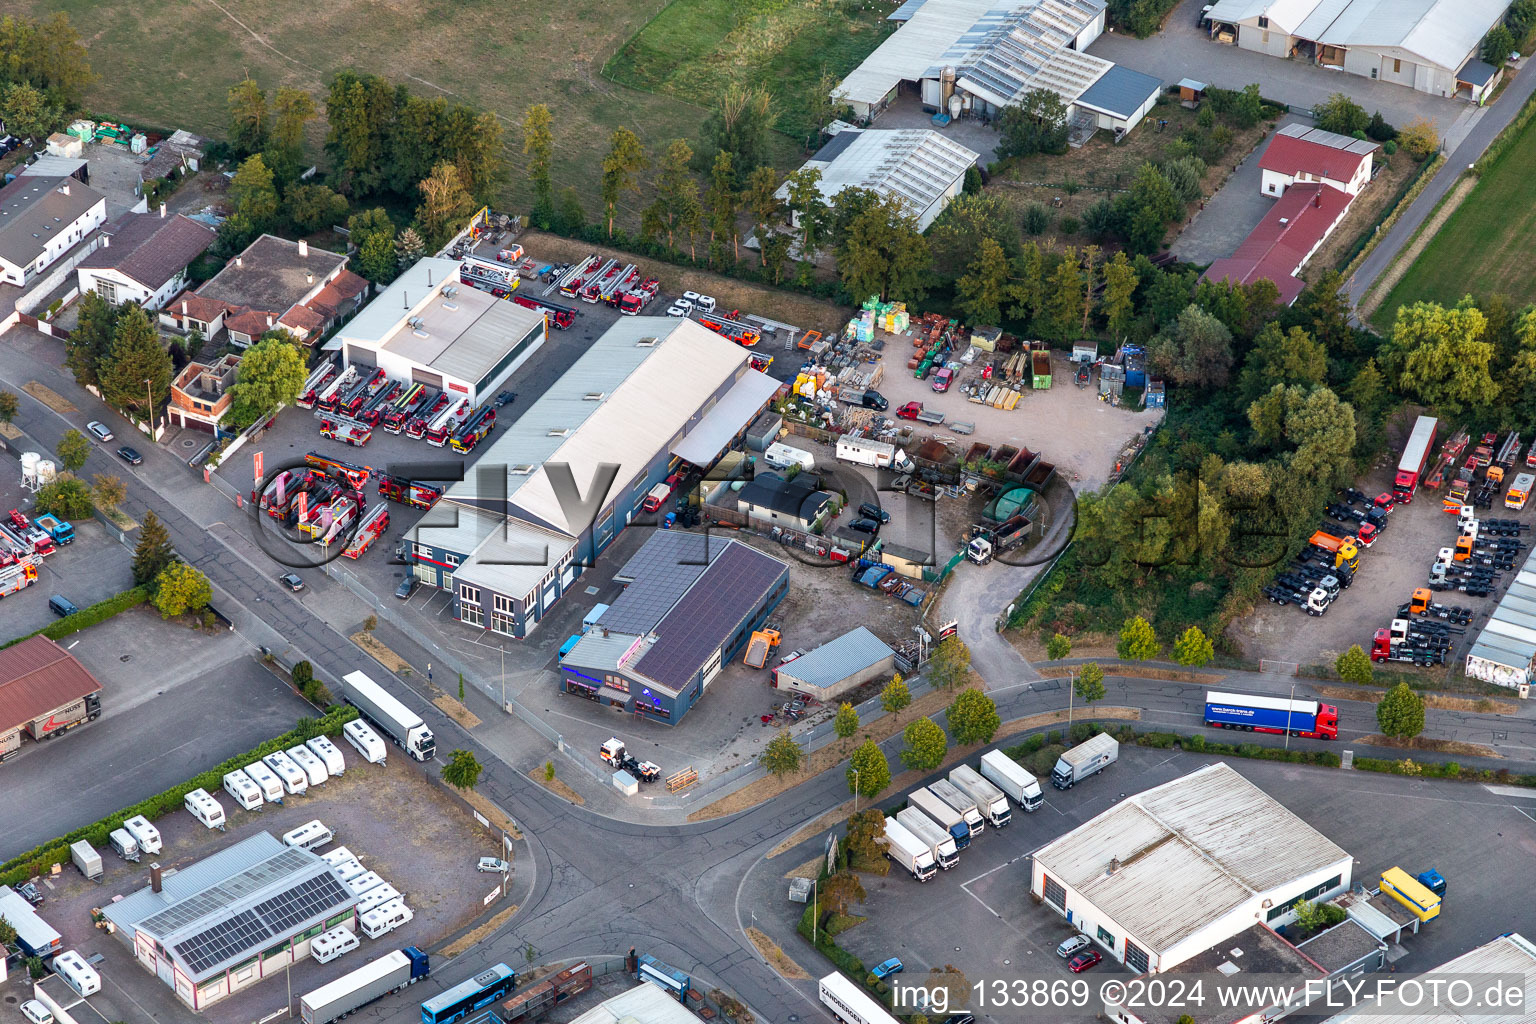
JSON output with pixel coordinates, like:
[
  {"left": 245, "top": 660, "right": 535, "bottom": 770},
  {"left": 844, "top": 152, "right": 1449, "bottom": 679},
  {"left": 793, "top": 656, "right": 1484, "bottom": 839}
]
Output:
[
  {"left": 877, "top": 95, "right": 1003, "bottom": 165},
  {"left": 1088, "top": 0, "right": 1467, "bottom": 133},
  {"left": 1172, "top": 113, "right": 1308, "bottom": 265}
]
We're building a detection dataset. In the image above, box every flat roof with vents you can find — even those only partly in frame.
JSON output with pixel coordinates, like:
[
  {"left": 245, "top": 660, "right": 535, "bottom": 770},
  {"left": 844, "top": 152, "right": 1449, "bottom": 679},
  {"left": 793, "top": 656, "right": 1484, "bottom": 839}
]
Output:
[{"left": 103, "top": 832, "right": 356, "bottom": 983}]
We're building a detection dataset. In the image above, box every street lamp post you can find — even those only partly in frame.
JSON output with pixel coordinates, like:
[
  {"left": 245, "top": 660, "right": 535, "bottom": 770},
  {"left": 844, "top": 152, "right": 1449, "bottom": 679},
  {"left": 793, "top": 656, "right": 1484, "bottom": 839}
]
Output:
[
  {"left": 852, "top": 768, "right": 860, "bottom": 815},
  {"left": 500, "top": 645, "right": 506, "bottom": 712},
  {"left": 1067, "top": 668, "right": 1076, "bottom": 730},
  {"left": 143, "top": 377, "right": 154, "bottom": 435}
]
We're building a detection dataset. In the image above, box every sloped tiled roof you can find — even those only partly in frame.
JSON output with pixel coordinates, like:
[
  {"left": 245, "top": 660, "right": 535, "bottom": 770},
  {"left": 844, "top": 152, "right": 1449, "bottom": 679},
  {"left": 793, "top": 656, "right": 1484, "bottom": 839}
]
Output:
[
  {"left": 77, "top": 212, "right": 215, "bottom": 290},
  {"left": 1201, "top": 183, "right": 1351, "bottom": 305},
  {"left": 1259, "top": 124, "right": 1377, "bottom": 183},
  {"left": 0, "top": 635, "right": 103, "bottom": 732}
]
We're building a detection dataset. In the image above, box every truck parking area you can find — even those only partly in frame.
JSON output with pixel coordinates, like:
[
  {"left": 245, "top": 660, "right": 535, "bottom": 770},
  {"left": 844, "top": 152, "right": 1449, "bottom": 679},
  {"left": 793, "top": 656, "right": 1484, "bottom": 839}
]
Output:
[
  {"left": 12, "top": 753, "right": 506, "bottom": 1024},
  {"left": 788, "top": 746, "right": 1536, "bottom": 1017}
]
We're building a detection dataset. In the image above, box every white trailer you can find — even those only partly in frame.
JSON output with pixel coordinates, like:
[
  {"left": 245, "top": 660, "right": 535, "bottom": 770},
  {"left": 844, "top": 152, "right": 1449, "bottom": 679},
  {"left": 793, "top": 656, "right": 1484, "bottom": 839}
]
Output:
[
  {"left": 895, "top": 807, "right": 959, "bottom": 869},
  {"left": 881, "top": 817, "right": 937, "bottom": 881},
  {"left": 820, "top": 972, "right": 901, "bottom": 1024},
  {"left": 243, "top": 760, "right": 286, "bottom": 803},
  {"left": 263, "top": 750, "right": 309, "bottom": 795},
  {"left": 948, "top": 764, "right": 1012, "bottom": 827},
  {"left": 122, "top": 815, "right": 162, "bottom": 855},
  {"left": 287, "top": 744, "right": 330, "bottom": 786},
  {"left": 928, "top": 778, "right": 985, "bottom": 836},
  {"left": 223, "top": 770, "right": 264, "bottom": 811},
  {"left": 341, "top": 671, "right": 435, "bottom": 761},
  {"left": 70, "top": 841, "right": 101, "bottom": 880},
  {"left": 980, "top": 748, "right": 1044, "bottom": 811},
  {"left": 837, "top": 433, "right": 896, "bottom": 469},
  {"left": 299, "top": 947, "right": 430, "bottom": 1024},
  {"left": 306, "top": 735, "right": 347, "bottom": 775},
  {"left": 343, "top": 719, "right": 388, "bottom": 764}
]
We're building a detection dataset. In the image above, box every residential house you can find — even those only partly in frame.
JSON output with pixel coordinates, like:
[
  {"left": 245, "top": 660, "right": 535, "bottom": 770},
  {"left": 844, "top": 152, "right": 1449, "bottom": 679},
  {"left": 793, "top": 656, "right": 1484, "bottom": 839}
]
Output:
[
  {"left": 1259, "top": 124, "right": 1377, "bottom": 197},
  {"left": 169, "top": 354, "right": 240, "bottom": 432},
  {"left": 0, "top": 175, "right": 107, "bottom": 287},
  {"left": 735, "top": 470, "right": 835, "bottom": 531},
  {"left": 75, "top": 206, "right": 216, "bottom": 309}
]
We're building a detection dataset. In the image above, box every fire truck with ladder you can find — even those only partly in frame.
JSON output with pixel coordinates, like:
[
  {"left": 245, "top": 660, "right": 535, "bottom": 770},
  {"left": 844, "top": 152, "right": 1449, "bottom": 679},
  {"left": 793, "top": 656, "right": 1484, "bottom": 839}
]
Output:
[
  {"left": 512, "top": 294, "right": 577, "bottom": 330},
  {"left": 342, "top": 503, "right": 390, "bottom": 558},
  {"left": 424, "top": 398, "right": 468, "bottom": 447},
  {"left": 304, "top": 452, "right": 371, "bottom": 490},
  {"left": 378, "top": 474, "right": 443, "bottom": 510},
  {"left": 0, "top": 555, "right": 40, "bottom": 597},
  {"left": 696, "top": 311, "right": 761, "bottom": 347},
  {"left": 320, "top": 416, "right": 372, "bottom": 447},
  {"left": 407, "top": 392, "right": 449, "bottom": 439},
  {"left": 449, "top": 406, "right": 495, "bottom": 454}
]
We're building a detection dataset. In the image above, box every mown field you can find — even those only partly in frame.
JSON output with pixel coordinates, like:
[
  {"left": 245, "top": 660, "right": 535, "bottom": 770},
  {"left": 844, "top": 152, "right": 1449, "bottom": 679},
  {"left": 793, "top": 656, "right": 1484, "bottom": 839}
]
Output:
[
  {"left": 604, "top": 0, "right": 895, "bottom": 143},
  {"left": 0, "top": 0, "right": 799, "bottom": 214},
  {"left": 1372, "top": 111, "right": 1536, "bottom": 326}
]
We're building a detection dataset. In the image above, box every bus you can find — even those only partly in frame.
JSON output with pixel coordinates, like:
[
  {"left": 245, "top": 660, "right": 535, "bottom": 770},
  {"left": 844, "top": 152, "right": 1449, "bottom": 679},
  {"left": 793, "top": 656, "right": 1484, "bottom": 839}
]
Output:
[
  {"left": 1380, "top": 867, "right": 1441, "bottom": 922},
  {"left": 420, "top": 963, "right": 517, "bottom": 1024},
  {"left": 819, "top": 972, "right": 901, "bottom": 1024}
]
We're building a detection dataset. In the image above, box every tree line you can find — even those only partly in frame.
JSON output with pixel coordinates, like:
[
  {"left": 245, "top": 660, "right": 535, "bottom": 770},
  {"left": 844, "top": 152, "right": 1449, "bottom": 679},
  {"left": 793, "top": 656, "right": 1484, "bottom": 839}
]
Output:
[{"left": 0, "top": 13, "right": 91, "bottom": 141}]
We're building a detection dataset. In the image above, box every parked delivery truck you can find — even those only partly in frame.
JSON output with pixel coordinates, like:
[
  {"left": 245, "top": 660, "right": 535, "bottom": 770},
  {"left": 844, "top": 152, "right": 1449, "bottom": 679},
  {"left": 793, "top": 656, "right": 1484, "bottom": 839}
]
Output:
[
  {"left": 948, "top": 765, "right": 1011, "bottom": 827},
  {"left": 907, "top": 786, "right": 972, "bottom": 849},
  {"left": 881, "top": 817, "right": 937, "bottom": 881},
  {"left": 341, "top": 671, "right": 435, "bottom": 761},
  {"left": 299, "top": 947, "right": 430, "bottom": 1024},
  {"left": 1394, "top": 415, "right": 1438, "bottom": 503},
  {"left": 895, "top": 807, "right": 959, "bottom": 869},
  {"left": 1051, "top": 732, "right": 1118, "bottom": 789},
  {"left": 979, "top": 748, "right": 1043, "bottom": 811},
  {"left": 928, "top": 778, "right": 986, "bottom": 837}
]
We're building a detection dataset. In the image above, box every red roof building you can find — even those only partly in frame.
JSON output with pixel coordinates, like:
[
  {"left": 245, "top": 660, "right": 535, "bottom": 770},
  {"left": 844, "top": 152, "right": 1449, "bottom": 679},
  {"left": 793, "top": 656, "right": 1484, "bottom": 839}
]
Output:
[
  {"left": 1201, "top": 183, "right": 1351, "bottom": 306},
  {"left": 0, "top": 635, "right": 104, "bottom": 759},
  {"left": 1259, "top": 124, "right": 1378, "bottom": 198}
]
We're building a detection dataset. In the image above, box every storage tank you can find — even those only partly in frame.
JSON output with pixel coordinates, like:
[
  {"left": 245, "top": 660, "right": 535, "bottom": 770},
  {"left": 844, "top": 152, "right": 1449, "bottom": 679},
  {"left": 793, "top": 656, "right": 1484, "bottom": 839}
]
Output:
[
  {"left": 940, "top": 66, "right": 956, "bottom": 108},
  {"left": 37, "top": 460, "right": 56, "bottom": 484},
  {"left": 21, "top": 451, "right": 39, "bottom": 486},
  {"left": 949, "top": 94, "right": 962, "bottom": 119}
]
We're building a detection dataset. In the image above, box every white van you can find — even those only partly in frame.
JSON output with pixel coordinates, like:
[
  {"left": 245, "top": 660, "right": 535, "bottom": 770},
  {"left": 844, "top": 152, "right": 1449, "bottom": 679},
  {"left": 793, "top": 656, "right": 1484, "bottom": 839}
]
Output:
[
  {"left": 122, "top": 815, "right": 162, "bottom": 855},
  {"left": 320, "top": 845, "right": 356, "bottom": 867},
  {"left": 262, "top": 751, "right": 308, "bottom": 796},
  {"left": 222, "top": 770, "right": 264, "bottom": 811},
  {"left": 243, "top": 761, "right": 286, "bottom": 803},
  {"left": 305, "top": 735, "right": 346, "bottom": 775},
  {"left": 108, "top": 828, "right": 140, "bottom": 862},
  {"left": 763, "top": 442, "right": 815, "bottom": 471},
  {"left": 356, "top": 882, "right": 400, "bottom": 915},
  {"left": 346, "top": 870, "right": 385, "bottom": 897},
  {"left": 282, "top": 819, "right": 334, "bottom": 851},
  {"left": 310, "top": 926, "right": 360, "bottom": 964},
  {"left": 287, "top": 745, "right": 329, "bottom": 786},
  {"left": 329, "top": 857, "right": 366, "bottom": 883},
  {"left": 343, "top": 720, "right": 387, "bottom": 764},
  {"left": 183, "top": 788, "right": 226, "bottom": 830},
  {"left": 360, "top": 898, "right": 412, "bottom": 939},
  {"left": 53, "top": 951, "right": 101, "bottom": 997}
]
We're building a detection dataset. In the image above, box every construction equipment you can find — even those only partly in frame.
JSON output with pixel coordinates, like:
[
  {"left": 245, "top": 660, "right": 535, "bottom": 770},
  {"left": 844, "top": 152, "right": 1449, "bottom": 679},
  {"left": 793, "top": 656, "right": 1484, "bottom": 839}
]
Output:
[
  {"left": 966, "top": 515, "right": 1030, "bottom": 564},
  {"left": 1030, "top": 342, "right": 1052, "bottom": 389},
  {"left": 341, "top": 504, "right": 390, "bottom": 559},
  {"left": 1309, "top": 531, "right": 1360, "bottom": 572},
  {"left": 696, "top": 310, "right": 762, "bottom": 347},
  {"left": 743, "top": 628, "right": 782, "bottom": 668}
]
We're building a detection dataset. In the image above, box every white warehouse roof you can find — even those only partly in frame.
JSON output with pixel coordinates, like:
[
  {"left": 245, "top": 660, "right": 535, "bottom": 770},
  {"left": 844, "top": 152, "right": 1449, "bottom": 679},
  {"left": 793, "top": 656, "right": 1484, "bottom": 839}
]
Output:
[
  {"left": 570, "top": 983, "right": 705, "bottom": 1024},
  {"left": 836, "top": 0, "right": 1032, "bottom": 107},
  {"left": 1327, "top": 932, "right": 1536, "bottom": 1024},
  {"left": 1033, "top": 763, "right": 1350, "bottom": 954},
  {"left": 781, "top": 128, "right": 979, "bottom": 225}
]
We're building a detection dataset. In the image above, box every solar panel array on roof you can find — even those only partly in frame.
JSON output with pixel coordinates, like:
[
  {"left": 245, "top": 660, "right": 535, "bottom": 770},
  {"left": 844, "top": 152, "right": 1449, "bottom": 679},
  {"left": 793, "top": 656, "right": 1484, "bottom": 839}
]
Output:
[
  {"left": 632, "top": 543, "right": 787, "bottom": 690},
  {"left": 170, "top": 871, "right": 350, "bottom": 976},
  {"left": 599, "top": 532, "right": 730, "bottom": 635},
  {"left": 139, "top": 847, "right": 314, "bottom": 936}
]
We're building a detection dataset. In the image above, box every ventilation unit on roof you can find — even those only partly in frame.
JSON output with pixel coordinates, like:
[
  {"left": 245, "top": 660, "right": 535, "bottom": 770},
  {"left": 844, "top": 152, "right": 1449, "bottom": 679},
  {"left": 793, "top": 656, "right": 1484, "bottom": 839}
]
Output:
[
  {"left": 442, "top": 302, "right": 459, "bottom": 311},
  {"left": 510, "top": 464, "right": 535, "bottom": 475},
  {"left": 442, "top": 285, "right": 458, "bottom": 298},
  {"left": 636, "top": 336, "right": 659, "bottom": 348},
  {"left": 547, "top": 428, "right": 570, "bottom": 437},
  {"left": 407, "top": 316, "right": 424, "bottom": 329},
  {"left": 583, "top": 392, "right": 606, "bottom": 401}
]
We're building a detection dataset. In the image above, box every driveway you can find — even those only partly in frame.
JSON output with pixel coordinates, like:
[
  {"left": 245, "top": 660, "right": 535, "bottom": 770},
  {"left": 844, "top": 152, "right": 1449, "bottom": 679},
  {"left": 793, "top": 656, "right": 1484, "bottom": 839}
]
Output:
[
  {"left": 877, "top": 95, "right": 1003, "bottom": 165},
  {"left": 1088, "top": 0, "right": 1466, "bottom": 132},
  {"left": 1172, "top": 112, "right": 1308, "bottom": 265}
]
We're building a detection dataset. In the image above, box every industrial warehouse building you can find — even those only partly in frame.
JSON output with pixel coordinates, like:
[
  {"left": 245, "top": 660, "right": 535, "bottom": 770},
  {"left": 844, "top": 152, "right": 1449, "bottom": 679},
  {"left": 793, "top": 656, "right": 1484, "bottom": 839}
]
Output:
[
  {"left": 561, "top": 532, "right": 789, "bottom": 724},
  {"left": 833, "top": 0, "right": 1162, "bottom": 140},
  {"left": 1031, "top": 762, "right": 1353, "bottom": 974},
  {"left": 1204, "top": 0, "right": 1511, "bottom": 101},
  {"left": 772, "top": 626, "right": 897, "bottom": 702},
  {"left": 102, "top": 833, "right": 358, "bottom": 1010},
  {"left": 777, "top": 128, "right": 980, "bottom": 233},
  {"left": 330, "top": 257, "right": 547, "bottom": 406},
  {"left": 0, "top": 635, "right": 103, "bottom": 761},
  {"left": 572, "top": 982, "right": 710, "bottom": 1024},
  {"left": 1326, "top": 932, "right": 1536, "bottom": 1023},
  {"left": 409, "top": 317, "right": 782, "bottom": 639},
  {"left": 0, "top": 174, "right": 106, "bottom": 287},
  {"left": 1464, "top": 546, "right": 1536, "bottom": 689}
]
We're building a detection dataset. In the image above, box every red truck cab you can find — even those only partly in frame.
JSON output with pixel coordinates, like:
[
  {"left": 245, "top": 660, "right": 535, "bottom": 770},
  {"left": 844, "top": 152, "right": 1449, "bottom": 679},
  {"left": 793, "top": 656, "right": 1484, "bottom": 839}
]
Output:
[
  {"left": 932, "top": 368, "right": 953, "bottom": 392},
  {"left": 896, "top": 402, "right": 923, "bottom": 420},
  {"left": 641, "top": 482, "right": 673, "bottom": 512}
]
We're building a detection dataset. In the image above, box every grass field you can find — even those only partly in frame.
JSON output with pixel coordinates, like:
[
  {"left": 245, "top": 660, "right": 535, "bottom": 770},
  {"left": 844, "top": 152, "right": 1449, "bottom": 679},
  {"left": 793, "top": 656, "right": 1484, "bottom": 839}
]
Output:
[
  {"left": 1372, "top": 112, "right": 1536, "bottom": 327},
  {"left": 0, "top": 0, "right": 798, "bottom": 214},
  {"left": 603, "top": 0, "right": 894, "bottom": 142}
]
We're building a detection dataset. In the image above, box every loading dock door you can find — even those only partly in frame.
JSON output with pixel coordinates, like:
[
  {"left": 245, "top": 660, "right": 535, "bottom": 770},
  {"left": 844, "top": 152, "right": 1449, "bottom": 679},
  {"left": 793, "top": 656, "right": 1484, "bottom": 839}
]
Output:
[{"left": 412, "top": 368, "right": 445, "bottom": 390}]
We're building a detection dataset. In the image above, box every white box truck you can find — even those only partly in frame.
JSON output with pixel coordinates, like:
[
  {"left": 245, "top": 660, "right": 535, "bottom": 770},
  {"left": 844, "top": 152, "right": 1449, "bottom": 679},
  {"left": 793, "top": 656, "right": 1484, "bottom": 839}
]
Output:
[
  {"left": 908, "top": 786, "right": 972, "bottom": 849},
  {"left": 341, "top": 671, "right": 435, "bottom": 761},
  {"left": 1051, "top": 732, "right": 1118, "bottom": 789},
  {"left": 928, "top": 778, "right": 985, "bottom": 837},
  {"left": 881, "top": 817, "right": 937, "bottom": 881},
  {"left": 895, "top": 807, "right": 959, "bottom": 869},
  {"left": 980, "top": 749, "right": 1043, "bottom": 811},
  {"left": 948, "top": 764, "right": 1011, "bottom": 827}
]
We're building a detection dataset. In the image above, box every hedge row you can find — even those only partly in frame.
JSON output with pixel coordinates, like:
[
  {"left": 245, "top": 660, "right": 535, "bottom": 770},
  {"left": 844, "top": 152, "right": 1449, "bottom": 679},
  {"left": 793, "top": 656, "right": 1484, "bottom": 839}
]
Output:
[
  {"left": 1352, "top": 755, "right": 1536, "bottom": 785},
  {"left": 1473, "top": 91, "right": 1536, "bottom": 176},
  {"left": 0, "top": 706, "right": 357, "bottom": 887},
  {"left": 1, "top": 586, "right": 149, "bottom": 650},
  {"left": 1002, "top": 721, "right": 1342, "bottom": 769}
]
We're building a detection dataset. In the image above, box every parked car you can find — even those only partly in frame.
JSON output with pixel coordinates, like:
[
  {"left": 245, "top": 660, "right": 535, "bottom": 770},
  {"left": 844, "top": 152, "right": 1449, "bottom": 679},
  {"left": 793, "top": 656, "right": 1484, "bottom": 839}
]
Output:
[
  {"left": 395, "top": 577, "right": 416, "bottom": 600},
  {"left": 1056, "top": 934, "right": 1091, "bottom": 958},
  {"left": 116, "top": 445, "right": 143, "bottom": 465},
  {"left": 858, "top": 502, "right": 891, "bottom": 524},
  {"left": 477, "top": 857, "right": 510, "bottom": 873},
  {"left": 932, "top": 367, "right": 953, "bottom": 392},
  {"left": 872, "top": 958, "right": 904, "bottom": 980},
  {"left": 86, "top": 420, "right": 113, "bottom": 442},
  {"left": 278, "top": 573, "right": 305, "bottom": 592},
  {"left": 20, "top": 1000, "right": 53, "bottom": 1024},
  {"left": 846, "top": 518, "right": 881, "bottom": 535},
  {"left": 1068, "top": 950, "right": 1102, "bottom": 973}
]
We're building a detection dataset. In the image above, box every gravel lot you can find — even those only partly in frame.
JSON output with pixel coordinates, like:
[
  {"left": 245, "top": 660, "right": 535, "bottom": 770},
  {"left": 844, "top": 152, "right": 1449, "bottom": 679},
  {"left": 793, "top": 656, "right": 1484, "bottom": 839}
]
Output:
[{"left": 13, "top": 754, "right": 505, "bottom": 1024}]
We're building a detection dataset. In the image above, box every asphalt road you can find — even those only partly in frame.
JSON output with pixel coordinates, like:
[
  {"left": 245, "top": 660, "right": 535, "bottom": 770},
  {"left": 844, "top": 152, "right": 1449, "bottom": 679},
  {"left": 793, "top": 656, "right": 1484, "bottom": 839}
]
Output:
[
  {"left": 1346, "top": 63, "right": 1536, "bottom": 305},
  {"left": 5, "top": 337, "right": 1536, "bottom": 1024}
]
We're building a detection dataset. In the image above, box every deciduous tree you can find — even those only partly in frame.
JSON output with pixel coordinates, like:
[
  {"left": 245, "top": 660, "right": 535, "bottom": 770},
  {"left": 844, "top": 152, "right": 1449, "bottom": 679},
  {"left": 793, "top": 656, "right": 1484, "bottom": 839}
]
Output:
[
  {"left": 348, "top": 207, "right": 397, "bottom": 284},
  {"left": 783, "top": 167, "right": 830, "bottom": 258},
  {"left": 1046, "top": 633, "right": 1072, "bottom": 660},
  {"left": 1117, "top": 616, "right": 1159, "bottom": 660},
  {"left": 265, "top": 87, "right": 317, "bottom": 182},
  {"left": 153, "top": 561, "right": 212, "bottom": 618},
  {"left": 1376, "top": 681, "right": 1425, "bottom": 739},
  {"left": 955, "top": 237, "right": 1010, "bottom": 325},
  {"left": 91, "top": 473, "right": 125, "bottom": 514},
  {"left": 1315, "top": 93, "right": 1369, "bottom": 135},
  {"left": 844, "top": 808, "right": 887, "bottom": 865},
  {"left": 947, "top": 688, "right": 1001, "bottom": 745},
  {"left": 705, "top": 151, "right": 740, "bottom": 258},
  {"left": 441, "top": 749, "right": 483, "bottom": 790},
  {"left": 229, "top": 154, "right": 281, "bottom": 234},
  {"left": 522, "top": 103, "right": 555, "bottom": 222},
  {"left": 1100, "top": 251, "right": 1138, "bottom": 339},
  {"left": 997, "top": 88, "right": 1068, "bottom": 158},
  {"left": 834, "top": 702, "right": 860, "bottom": 749},
  {"left": 227, "top": 77, "right": 269, "bottom": 156},
  {"left": 1239, "top": 323, "right": 1327, "bottom": 405},
  {"left": 760, "top": 732, "right": 804, "bottom": 777},
  {"left": 1149, "top": 304, "right": 1233, "bottom": 388},
  {"left": 227, "top": 336, "right": 308, "bottom": 428},
  {"left": 847, "top": 739, "right": 890, "bottom": 797},
  {"left": 1172, "top": 625, "right": 1214, "bottom": 667},
  {"left": 286, "top": 183, "right": 348, "bottom": 233},
  {"left": 821, "top": 871, "right": 866, "bottom": 918},
  {"left": 1397, "top": 117, "right": 1439, "bottom": 159},
  {"left": 0, "top": 82, "right": 60, "bottom": 139},
  {"left": 600, "top": 127, "right": 647, "bottom": 237},
  {"left": 0, "top": 389, "right": 16, "bottom": 425},
  {"left": 413, "top": 160, "right": 476, "bottom": 249},
  {"left": 901, "top": 717, "right": 947, "bottom": 771},
  {"left": 1386, "top": 300, "right": 1497, "bottom": 416},
  {"left": 836, "top": 193, "right": 931, "bottom": 303},
  {"left": 696, "top": 85, "right": 776, "bottom": 185},
  {"left": 1075, "top": 662, "right": 1107, "bottom": 704},
  {"left": 34, "top": 473, "right": 91, "bottom": 519},
  {"left": 1336, "top": 644, "right": 1374, "bottom": 685},
  {"left": 927, "top": 193, "right": 1018, "bottom": 276},
  {"left": 743, "top": 165, "right": 782, "bottom": 267},
  {"left": 56, "top": 428, "right": 90, "bottom": 472},
  {"left": 880, "top": 675, "right": 911, "bottom": 719},
  {"left": 927, "top": 637, "right": 972, "bottom": 690}
]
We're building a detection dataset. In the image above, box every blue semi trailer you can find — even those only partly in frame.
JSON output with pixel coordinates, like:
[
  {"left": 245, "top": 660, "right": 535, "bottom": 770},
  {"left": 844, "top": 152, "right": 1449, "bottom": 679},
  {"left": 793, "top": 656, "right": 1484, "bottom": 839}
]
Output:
[{"left": 1204, "top": 690, "right": 1338, "bottom": 738}]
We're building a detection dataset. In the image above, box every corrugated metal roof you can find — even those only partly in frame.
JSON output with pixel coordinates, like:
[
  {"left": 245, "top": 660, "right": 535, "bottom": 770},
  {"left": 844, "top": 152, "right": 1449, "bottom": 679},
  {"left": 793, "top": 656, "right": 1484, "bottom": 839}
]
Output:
[
  {"left": 671, "top": 369, "right": 781, "bottom": 465},
  {"left": 777, "top": 129, "right": 979, "bottom": 222},
  {"left": 1073, "top": 63, "right": 1163, "bottom": 118},
  {"left": 1310, "top": 0, "right": 1506, "bottom": 71},
  {"left": 836, "top": 0, "right": 1034, "bottom": 106},
  {"left": 890, "top": 0, "right": 932, "bottom": 20},
  {"left": 450, "top": 516, "right": 577, "bottom": 600},
  {"left": 0, "top": 635, "right": 103, "bottom": 733},
  {"left": 774, "top": 627, "right": 896, "bottom": 688},
  {"left": 570, "top": 981, "right": 701, "bottom": 1024},
  {"left": 1328, "top": 933, "right": 1536, "bottom": 1024},
  {"left": 1033, "top": 763, "right": 1350, "bottom": 954},
  {"left": 1205, "top": 0, "right": 1323, "bottom": 31}
]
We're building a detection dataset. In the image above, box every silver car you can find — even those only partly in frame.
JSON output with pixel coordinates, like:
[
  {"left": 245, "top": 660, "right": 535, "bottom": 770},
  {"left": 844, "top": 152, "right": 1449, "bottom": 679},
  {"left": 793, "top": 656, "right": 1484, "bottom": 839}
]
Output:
[
  {"left": 1057, "top": 934, "right": 1091, "bottom": 958},
  {"left": 477, "top": 857, "right": 509, "bottom": 873}
]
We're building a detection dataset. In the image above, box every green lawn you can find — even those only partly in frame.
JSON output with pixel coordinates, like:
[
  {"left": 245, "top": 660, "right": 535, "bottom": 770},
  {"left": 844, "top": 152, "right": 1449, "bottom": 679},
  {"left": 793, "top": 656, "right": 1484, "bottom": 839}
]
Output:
[
  {"left": 604, "top": 0, "right": 895, "bottom": 142},
  {"left": 0, "top": 0, "right": 799, "bottom": 216},
  {"left": 1372, "top": 111, "right": 1536, "bottom": 329}
]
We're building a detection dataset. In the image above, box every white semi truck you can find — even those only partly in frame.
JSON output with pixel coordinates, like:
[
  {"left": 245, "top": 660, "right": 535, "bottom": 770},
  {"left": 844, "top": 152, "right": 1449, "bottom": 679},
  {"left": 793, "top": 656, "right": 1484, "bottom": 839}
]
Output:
[{"left": 341, "top": 671, "right": 435, "bottom": 761}]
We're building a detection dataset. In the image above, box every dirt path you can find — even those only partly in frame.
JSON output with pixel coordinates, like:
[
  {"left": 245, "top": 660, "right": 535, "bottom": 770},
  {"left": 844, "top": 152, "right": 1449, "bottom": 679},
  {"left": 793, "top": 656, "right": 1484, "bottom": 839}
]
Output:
[{"left": 1361, "top": 175, "right": 1477, "bottom": 317}]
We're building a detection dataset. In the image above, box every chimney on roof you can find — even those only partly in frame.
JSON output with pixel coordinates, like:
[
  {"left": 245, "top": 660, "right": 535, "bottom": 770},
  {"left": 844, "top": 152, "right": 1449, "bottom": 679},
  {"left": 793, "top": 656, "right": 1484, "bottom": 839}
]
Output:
[
  {"left": 159, "top": 202, "right": 167, "bottom": 219},
  {"left": 150, "top": 862, "right": 163, "bottom": 893},
  {"left": 59, "top": 183, "right": 69, "bottom": 196},
  {"left": 306, "top": 272, "right": 314, "bottom": 285},
  {"left": 298, "top": 239, "right": 308, "bottom": 258},
  {"left": 101, "top": 234, "right": 109, "bottom": 248},
  {"left": 1278, "top": 218, "right": 1289, "bottom": 226},
  {"left": 266, "top": 314, "right": 274, "bottom": 328},
  {"left": 427, "top": 269, "right": 433, "bottom": 287},
  {"left": 1313, "top": 192, "right": 1321, "bottom": 208},
  {"left": 181, "top": 300, "right": 188, "bottom": 315},
  {"left": 236, "top": 256, "right": 244, "bottom": 268}
]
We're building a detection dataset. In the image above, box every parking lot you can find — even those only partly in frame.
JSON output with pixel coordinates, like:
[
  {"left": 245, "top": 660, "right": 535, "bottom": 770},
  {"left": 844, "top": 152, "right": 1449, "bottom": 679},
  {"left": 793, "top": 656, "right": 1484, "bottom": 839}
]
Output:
[
  {"left": 772, "top": 745, "right": 1536, "bottom": 1021},
  {"left": 1230, "top": 426, "right": 1536, "bottom": 675},
  {"left": 10, "top": 753, "right": 507, "bottom": 1024},
  {"left": 1, "top": 609, "right": 313, "bottom": 859}
]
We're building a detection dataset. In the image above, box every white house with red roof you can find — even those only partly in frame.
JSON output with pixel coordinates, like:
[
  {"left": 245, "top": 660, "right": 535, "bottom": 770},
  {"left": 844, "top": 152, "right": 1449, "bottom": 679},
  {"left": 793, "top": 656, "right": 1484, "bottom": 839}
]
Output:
[{"left": 1259, "top": 124, "right": 1378, "bottom": 198}]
